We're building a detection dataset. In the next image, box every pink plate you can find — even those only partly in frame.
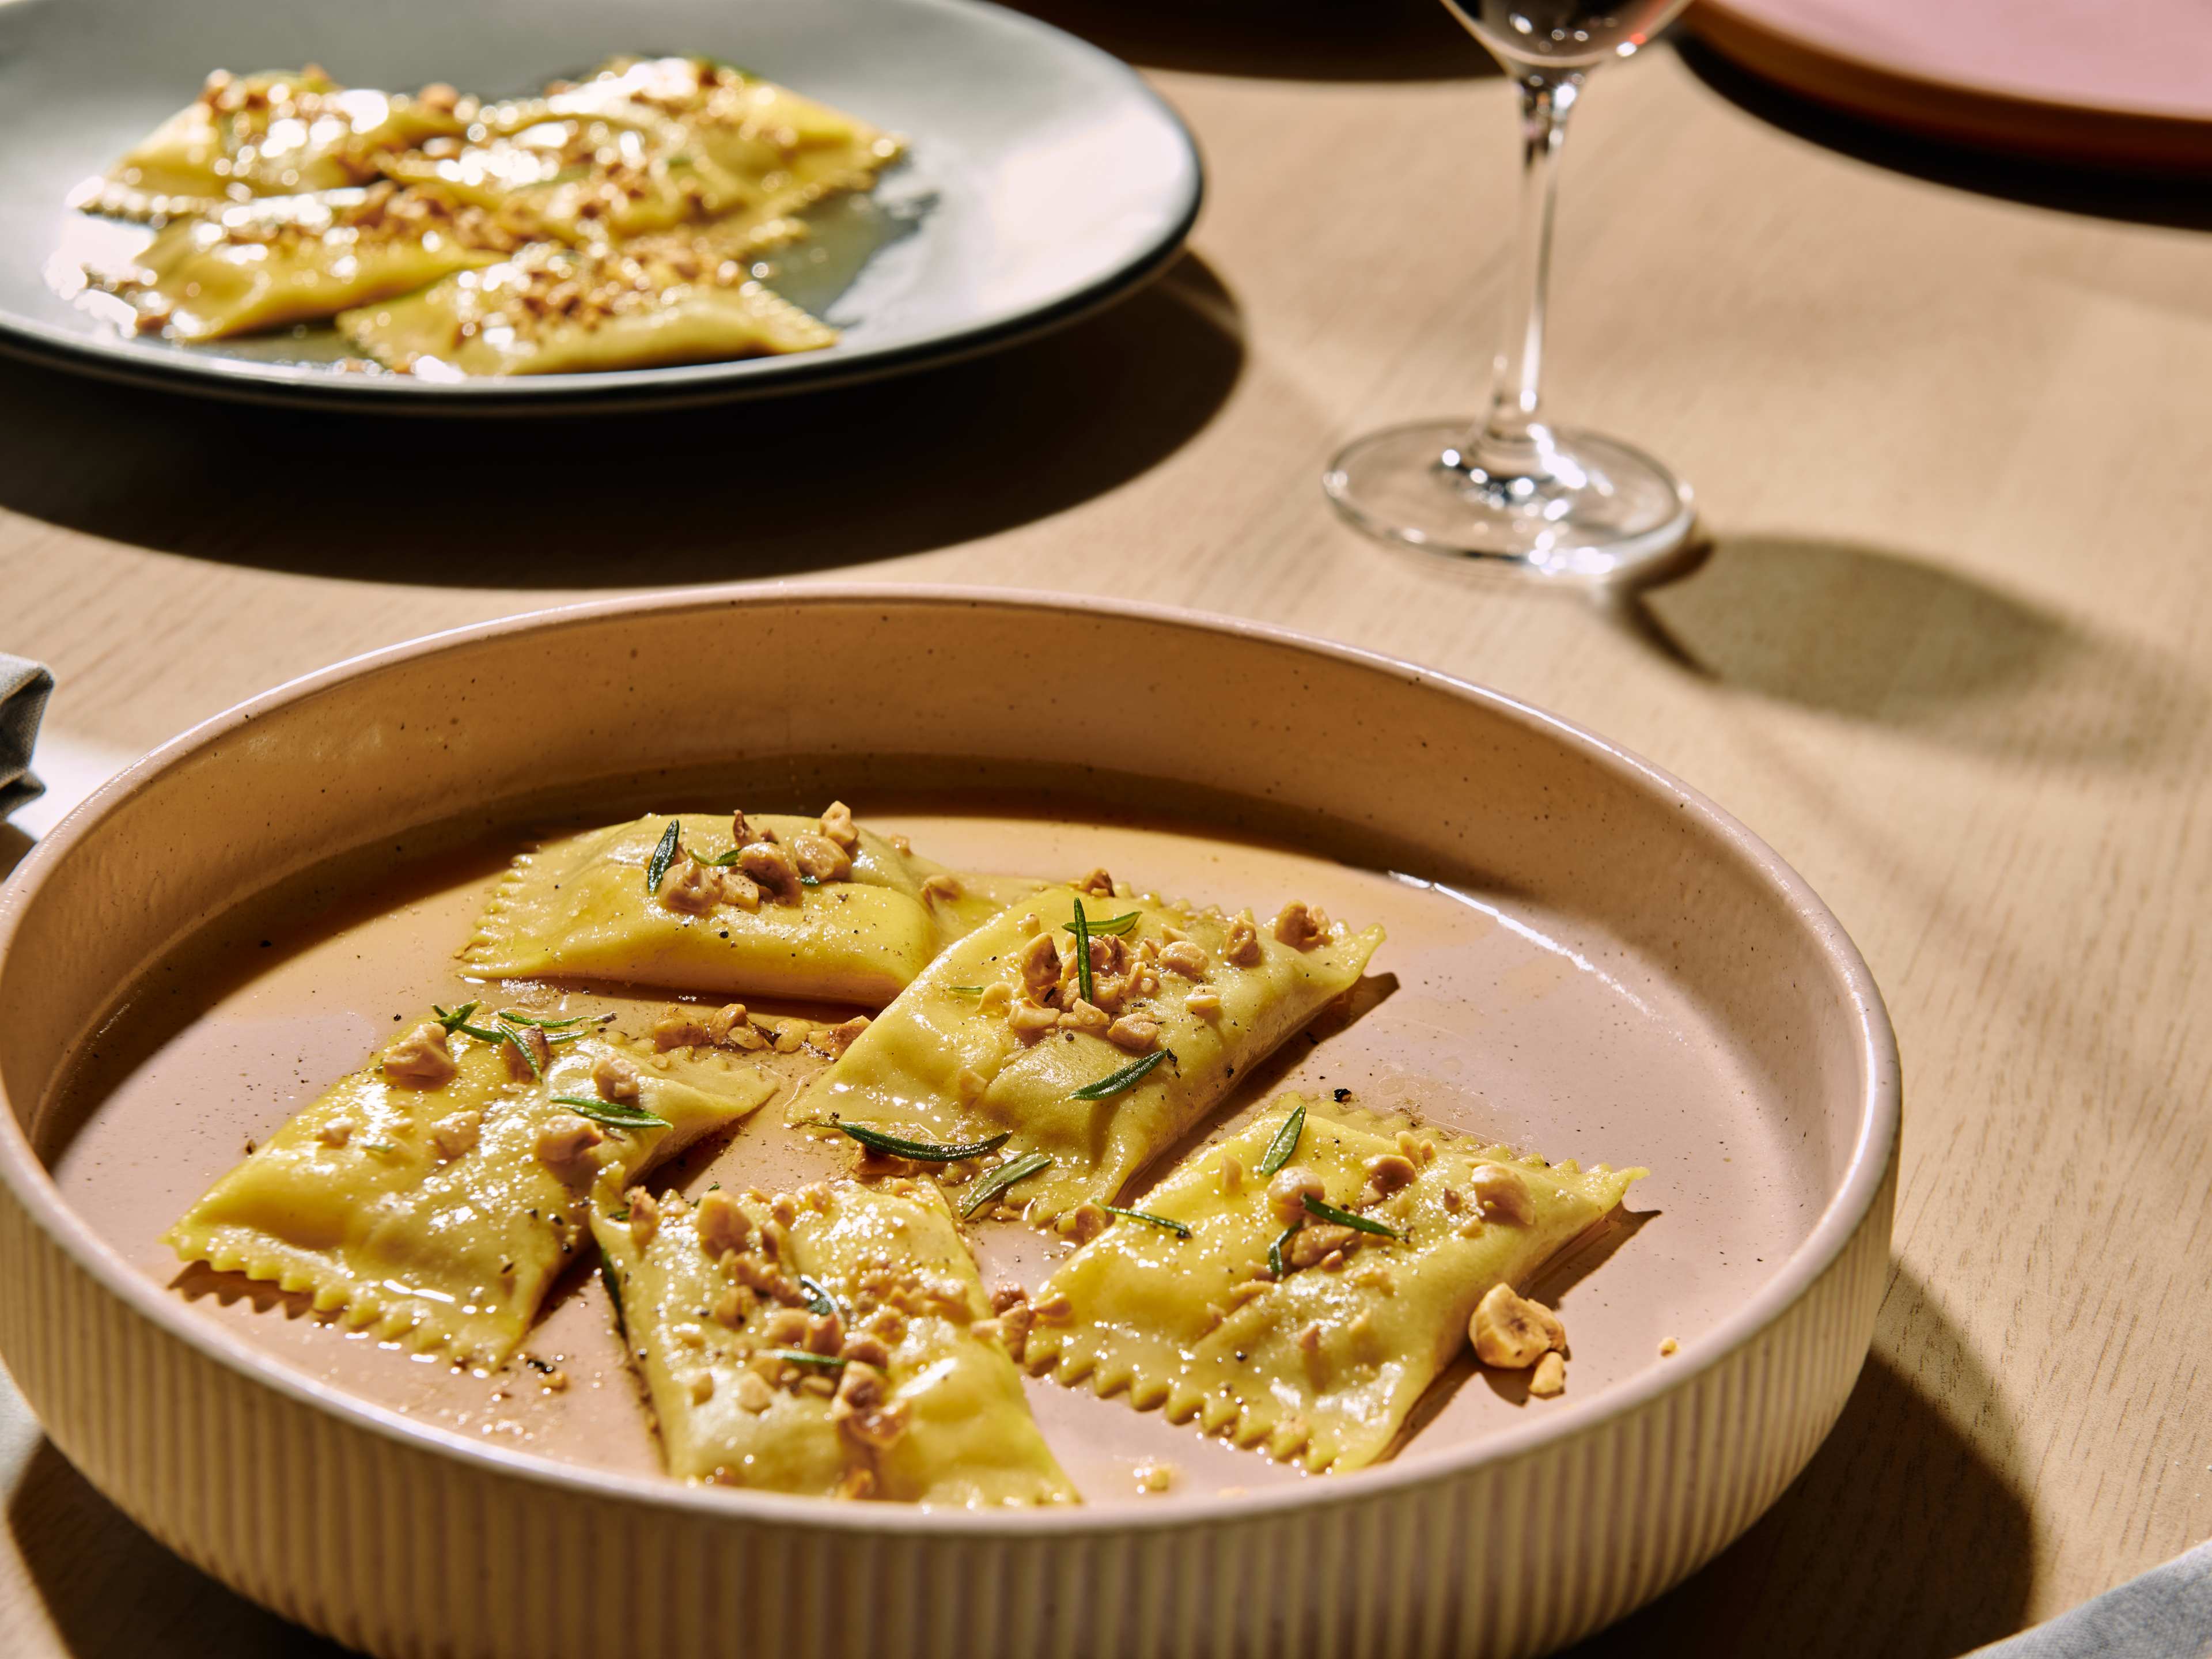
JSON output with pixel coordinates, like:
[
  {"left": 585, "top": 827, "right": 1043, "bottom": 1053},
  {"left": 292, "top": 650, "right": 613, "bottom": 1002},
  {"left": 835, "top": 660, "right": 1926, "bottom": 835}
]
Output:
[{"left": 1690, "top": 0, "right": 2212, "bottom": 170}]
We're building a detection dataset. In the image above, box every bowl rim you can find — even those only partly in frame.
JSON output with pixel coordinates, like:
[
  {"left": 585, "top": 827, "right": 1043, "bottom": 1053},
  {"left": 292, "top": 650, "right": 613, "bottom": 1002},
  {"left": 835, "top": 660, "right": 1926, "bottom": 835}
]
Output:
[{"left": 0, "top": 582, "right": 1902, "bottom": 1537}]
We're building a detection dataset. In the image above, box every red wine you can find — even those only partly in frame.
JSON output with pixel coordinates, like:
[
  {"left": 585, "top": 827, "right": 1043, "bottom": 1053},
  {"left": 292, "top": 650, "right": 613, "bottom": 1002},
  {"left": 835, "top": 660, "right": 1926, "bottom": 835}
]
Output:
[{"left": 1443, "top": 0, "right": 1690, "bottom": 68}]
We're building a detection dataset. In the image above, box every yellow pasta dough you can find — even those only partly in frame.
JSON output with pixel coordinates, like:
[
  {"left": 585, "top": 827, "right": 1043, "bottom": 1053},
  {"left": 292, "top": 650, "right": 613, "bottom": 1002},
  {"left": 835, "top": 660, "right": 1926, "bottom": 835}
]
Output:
[
  {"left": 592, "top": 1177, "right": 1074, "bottom": 1504},
  {"left": 339, "top": 240, "right": 834, "bottom": 377},
  {"left": 1023, "top": 1097, "right": 1645, "bottom": 1472},
  {"left": 166, "top": 1009, "right": 771, "bottom": 1361},
  {"left": 462, "top": 810, "right": 1016, "bottom": 1005},
  {"left": 93, "top": 67, "right": 465, "bottom": 213},
  {"left": 112, "top": 183, "right": 510, "bottom": 340},
  {"left": 798, "top": 885, "right": 1384, "bottom": 1226}
]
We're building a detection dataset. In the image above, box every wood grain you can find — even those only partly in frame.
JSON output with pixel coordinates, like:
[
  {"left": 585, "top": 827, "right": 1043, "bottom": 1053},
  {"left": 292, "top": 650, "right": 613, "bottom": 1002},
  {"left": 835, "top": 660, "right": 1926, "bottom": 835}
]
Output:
[{"left": 2, "top": 13, "right": 2207, "bottom": 1656}]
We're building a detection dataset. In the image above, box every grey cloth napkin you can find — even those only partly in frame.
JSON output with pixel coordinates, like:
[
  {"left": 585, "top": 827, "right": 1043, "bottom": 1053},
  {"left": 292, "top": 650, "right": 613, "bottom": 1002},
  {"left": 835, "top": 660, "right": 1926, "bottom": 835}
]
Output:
[
  {"left": 1970, "top": 1540, "right": 2212, "bottom": 1658},
  {"left": 0, "top": 652, "right": 53, "bottom": 818}
]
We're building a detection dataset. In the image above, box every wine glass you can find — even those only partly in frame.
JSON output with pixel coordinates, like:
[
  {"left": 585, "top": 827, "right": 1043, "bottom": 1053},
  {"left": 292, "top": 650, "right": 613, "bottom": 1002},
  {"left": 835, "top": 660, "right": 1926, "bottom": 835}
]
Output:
[{"left": 1323, "top": 0, "right": 1697, "bottom": 580}]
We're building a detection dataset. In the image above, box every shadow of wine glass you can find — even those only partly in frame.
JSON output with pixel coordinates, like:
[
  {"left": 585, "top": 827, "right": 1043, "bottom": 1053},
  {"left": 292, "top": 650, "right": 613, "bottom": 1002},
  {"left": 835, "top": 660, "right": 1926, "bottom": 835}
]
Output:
[
  {"left": 0, "top": 252, "right": 1244, "bottom": 590},
  {"left": 1001, "top": 0, "right": 1499, "bottom": 82},
  {"left": 1673, "top": 34, "right": 2212, "bottom": 232},
  {"left": 1605, "top": 533, "right": 2207, "bottom": 770},
  {"left": 1563, "top": 1262, "right": 2035, "bottom": 1659}
]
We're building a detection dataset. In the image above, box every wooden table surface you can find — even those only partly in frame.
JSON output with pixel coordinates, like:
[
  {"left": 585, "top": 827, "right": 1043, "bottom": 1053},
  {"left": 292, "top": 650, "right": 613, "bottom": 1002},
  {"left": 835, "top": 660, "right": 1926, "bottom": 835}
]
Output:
[{"left": 2, "top": 7, "right": 2207, "bottom": 1656}]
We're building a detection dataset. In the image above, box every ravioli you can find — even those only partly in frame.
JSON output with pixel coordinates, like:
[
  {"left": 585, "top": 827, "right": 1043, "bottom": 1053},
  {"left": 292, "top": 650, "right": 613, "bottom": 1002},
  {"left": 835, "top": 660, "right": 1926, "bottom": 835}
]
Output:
[
  {"left": 92, "top": 67, "right": 465, "bottom": 215},
  {"left": 797, "top": 881, "right": 1384, "bottom": 1226},
  {"left": 462, "top": 809, "right": 1014, "bottom": 1003},
  {"left": 1022, "top": 1097, "right": 1645, "bottom": 1472},
  {"left": 165, "top": 1007, "right": 772, "bottom": 1361},
  {"left": 339, "top": 239, "right": 832, "bottom": 376},
  {"left": 592, "top": 1176, "right": 1074, "bottom": 1504},
  {"left": 111, "top": 183, "right": 512, "bottom": 340}
]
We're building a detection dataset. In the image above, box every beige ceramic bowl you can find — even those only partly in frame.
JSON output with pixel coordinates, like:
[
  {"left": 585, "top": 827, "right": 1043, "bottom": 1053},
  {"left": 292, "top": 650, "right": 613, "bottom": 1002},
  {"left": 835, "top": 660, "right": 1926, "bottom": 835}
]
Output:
[{"left": 0, "top": 588, "right": 1897, "bottom": 1659}]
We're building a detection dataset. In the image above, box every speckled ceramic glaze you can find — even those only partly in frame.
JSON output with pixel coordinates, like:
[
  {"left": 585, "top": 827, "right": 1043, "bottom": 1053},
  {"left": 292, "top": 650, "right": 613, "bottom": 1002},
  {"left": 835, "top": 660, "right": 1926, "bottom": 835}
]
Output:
[{"left": 0, "top": 588, "right": 1899, "bottom": 1658}]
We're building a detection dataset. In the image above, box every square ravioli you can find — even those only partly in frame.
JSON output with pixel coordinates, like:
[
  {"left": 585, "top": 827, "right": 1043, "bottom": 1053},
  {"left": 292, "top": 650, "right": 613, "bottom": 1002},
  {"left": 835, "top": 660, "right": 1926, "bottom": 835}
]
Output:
[
  {"left": 797, "top": 881, "right": 1384, "bottom": 1228},
  {"left": 110, "top": 184, "right": 513, "bottom": 340},
  {"left": 462, "top": 808, "right": 1021, "bottom": 1006},
  {"left": 592, "top": 1177, "right": 1074, "bottom": 1505},
  {"left": 1021, "top": 1097, "right": 1646, "bottom": 1472},
  {"left": 340, "top": 240, "right": 834, "bottom": 377},
  {"left": 166, "top": 1006, "right": 772, "bottom": 1361},
  {"left": 91, "top": 67, "right": 465, "bottom": 214}
]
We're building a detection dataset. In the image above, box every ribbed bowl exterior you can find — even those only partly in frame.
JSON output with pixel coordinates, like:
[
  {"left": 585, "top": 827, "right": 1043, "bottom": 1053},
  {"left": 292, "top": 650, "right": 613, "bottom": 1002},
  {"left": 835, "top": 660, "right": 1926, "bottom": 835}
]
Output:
[{"left": 0, "top": 1155, "right": 1891, "bottom": 1659}]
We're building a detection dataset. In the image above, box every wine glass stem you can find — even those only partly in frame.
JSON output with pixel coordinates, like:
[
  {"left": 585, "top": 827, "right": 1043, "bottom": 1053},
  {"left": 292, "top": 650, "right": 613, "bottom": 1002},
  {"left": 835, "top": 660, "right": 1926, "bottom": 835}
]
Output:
[{"left": 1463, "top": 67, "right": 1582, "bottom": 485}]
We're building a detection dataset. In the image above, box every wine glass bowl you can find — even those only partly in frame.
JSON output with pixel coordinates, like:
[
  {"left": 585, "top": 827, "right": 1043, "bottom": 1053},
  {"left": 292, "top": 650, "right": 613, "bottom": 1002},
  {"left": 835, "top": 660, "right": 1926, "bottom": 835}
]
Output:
[{"left": 1323, "top": 0, "right": 1697, "bottom": 581}]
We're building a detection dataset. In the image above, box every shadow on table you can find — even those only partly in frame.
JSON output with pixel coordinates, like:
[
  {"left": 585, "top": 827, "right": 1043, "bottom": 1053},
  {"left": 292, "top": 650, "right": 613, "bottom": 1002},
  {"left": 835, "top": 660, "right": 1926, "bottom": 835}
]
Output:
[
  {"left": 1003, "top": 0, "right": 1497, "bottom": 82},
  {"left": 1566, "top": 1264, "right": 2034, "bottom": 1659},
  {"left": 1603, "top": 533, "right": 2208, "bottom": 771},
  {"left": 1675, "top": 34, "right": 2212, "bottom": 232},
  {"left": 6, "top": 1438, "right": 345, "bottom": 1658},
  {"left": 0, "top": 252, "right": 1244, "bottom": 589}
]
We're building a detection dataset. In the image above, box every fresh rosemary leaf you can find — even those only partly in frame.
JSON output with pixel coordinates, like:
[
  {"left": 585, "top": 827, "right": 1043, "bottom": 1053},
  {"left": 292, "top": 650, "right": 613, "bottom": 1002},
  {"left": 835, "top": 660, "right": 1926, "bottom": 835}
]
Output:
[
  {"left": 1267, "top": 1224, "right": 1297, "bottom": 1278},
  {"left": 497, "top": 1010, "right": 592, "bottom": 1029},
  {"left": 645, "top": 819, "right": 683, "bottom": 893},
  {"left": 798, "top": 1274, "right": 844, "bottom": 1320},
  {"left": 1064, "top": 910, "right": 1141, "bottom": 937},
  {"left": 800, "top": 874, "right": 820, "bottom": 887},
  {"left": 603, "top": 1265, "right": 626, "bottom": 1339},
  {"left": 1103, "top": 1205, "right": 1191, "bottom": 1238},
  {"left": 703, "top": 849, "right": 745, "bottom": 867},
  {"left": 764, "top": 1347, "right": 846, "bottom": 1370},
  {"left": 961, "top": 1151, "right": 1053, "bottom": 1218},
  {"left": 946, "top": 985, "right": 986, "bottom": 997},
  {"left": 605, "top": 1205, "right": 630, "bottom": 1222},
  {"left": 1069, "top": 1048, "right": 1173, "bottom": 1100},
  {"left": 551, "top": 1094, "right": 671, "bottom": 1130},
  {"left": 452, "top": 1021, "right": 509, "bottom": 1045},
  {"left": 497, "top": 1025, "right": 543, "bottom": 1081},
  {"left": 1256, "top": 1100, "right": 1306, "bottom": 1177},
  {"left": 1301, "top": 1195, "right": 1405, "bottom": 1241},
  {"left": 1070, "top": 897, "right": 1095, "bottom": 1006},
  {"left": 837, "top": 1123, "right": 1012, "bottom": 1162},
  {"left": 431, "top": 1001, "right": 480, "bottom": 1032}
]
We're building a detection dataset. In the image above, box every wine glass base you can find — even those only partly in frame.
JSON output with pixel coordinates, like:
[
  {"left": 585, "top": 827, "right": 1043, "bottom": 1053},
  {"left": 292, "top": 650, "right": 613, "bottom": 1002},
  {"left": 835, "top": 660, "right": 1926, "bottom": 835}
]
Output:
[{"left": 1323, "top": 421, "right": 1696, "bottom": 581}]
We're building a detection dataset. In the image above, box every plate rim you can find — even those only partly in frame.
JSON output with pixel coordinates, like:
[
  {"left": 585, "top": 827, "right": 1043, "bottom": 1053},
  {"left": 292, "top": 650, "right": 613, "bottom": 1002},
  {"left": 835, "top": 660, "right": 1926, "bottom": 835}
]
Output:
[
  {"left": 0, "top": 582, "right": 1902, "bottom": 1535},
  {"left": 0, "top": 0, "right": 1206, "bottom": 412}
]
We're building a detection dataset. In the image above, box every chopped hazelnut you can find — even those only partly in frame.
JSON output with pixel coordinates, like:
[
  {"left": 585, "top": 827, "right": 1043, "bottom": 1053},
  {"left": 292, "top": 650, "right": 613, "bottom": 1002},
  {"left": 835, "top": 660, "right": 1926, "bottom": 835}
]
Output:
[
  {"left": 977, "top": 982, "right": 1013, "bottom": 1014},
  {"left": 502, "top": 1025, "right": 552, "bottom": 1081},
  {"left": 772, "top": 1021, "right": 809, "bottom": 1054},
  {"left": 734, "top": 1369, "right": 775, "bottom": 1412},
  {"left": 763, "top": 1306, "right": 811, "bottom": 1347},
  {"left": 1030, "top": 1290, "right": 1073, "bottom": 1323},
  {"left": 1296, "top": 1321, "right": 1323, "bottom": 1356},
  {"left": 1074, "top": 868, "right": 1116, "bottom": 897},
  {"left": 1469, "top": 1163, "right": 1535, "bottom": 1226},
  {"left": 317, "top": 1118, "right": 356, "bottom": 1149},
  {"left": 824, "top": 1016, "right": 871, "bottom": 1057},
  {"left": 831, "top": 1361, "right": 907, "bottom": 1449},
  {"left": 1106, "top": 1014, "right": 1160, "bottom": 1053},
  {"left": 790, "top": 831, "right": 852, "bottom": 882},
  {"left": 1271, "top": 902, "right": 1332, "bottom": 950},
  {"left": 653, "top": 1007, "right": 714, "bottom": 1050},
  {"left": 684, "top": 1368, "right": 715, "bottom": 1404},
  {"left": 1285, "top": 1223, "right": 1358, "bottom": 1269},
  {"left": 1007, "top": 998, "right": 1059, "bottom": 1040},
  {"left": 1224, "top": 912, "right": 1263, "bottom": 967},
  {"left": 1529, "top": 1351, "right": 1567, "bottom": 1397},
  {"left": 1018, "top": 931, "right": 1062, "bottom": 1001},
  {"left": 1058, "top": 998, "right": 1111, "bottom": 1035},
  {"left": 1159, "top": 940, "right": 1209, "bottom": 979},
  {"left": 840, "top": 1332, "right": 891, "bottom": 1370},
  {"left": 627, "top": 1187, "right": 660, "bottom": 1248},
  {"left": 429, "top": 1110, "right": 482, "bottom": 1160},
  {"left": 1362, "top": 1153, "right": 1418, "bottom": 1198},
  {"left": 729, "top": 810, "right": 753, "bottom": 846},
  {"left": 1069, "top": 1202, "right": 1109, "bottom": 1243},
  {"left": 818, "top": 800, "right": 859, "bottom": 851},
  {"left": 738, "top": 839, "right": 804, "bottom": 905},
  {"left": 1267, "top": 1165, "right": 1326, "bottom": 1226},
  {"left": 535, "top": 1113, "right": 603, "bottom": 1173},
  {"left": 592, "top": 1051, "right": 642, "bottom": 1104},
  {"left": 921, "top": 873, "right": 964, "bottom": 903},
  {"left": 1218, "top": 1152, "right": 1244, "bottom": 1194},
  {"left": 381, "top": 1022, "right": 457, "bottom": 1086},
  {"left": 1185, "top": 986, "right": 1223, "bottom": 1016},
  {"left": 1470, "top": 1283, "right": 1558, "bottom": 1369},
  {"left": 416, "top": 80, "right": 459, "bottom": 112}
]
